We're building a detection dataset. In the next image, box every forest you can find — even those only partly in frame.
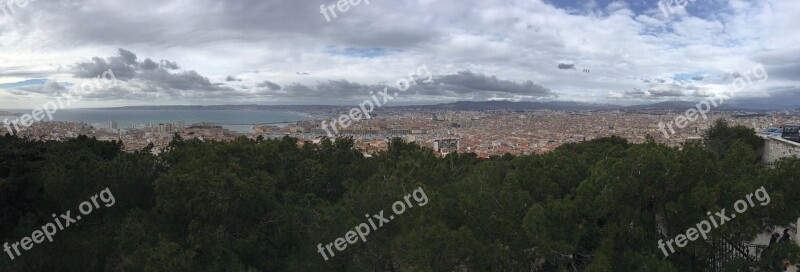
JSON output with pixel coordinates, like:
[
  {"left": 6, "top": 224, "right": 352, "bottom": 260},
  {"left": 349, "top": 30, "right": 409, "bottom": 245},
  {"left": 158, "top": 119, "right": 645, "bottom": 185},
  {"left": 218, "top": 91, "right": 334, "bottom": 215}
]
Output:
[{"left": 0, "top": 119, "right": 799, "bottom": 271}]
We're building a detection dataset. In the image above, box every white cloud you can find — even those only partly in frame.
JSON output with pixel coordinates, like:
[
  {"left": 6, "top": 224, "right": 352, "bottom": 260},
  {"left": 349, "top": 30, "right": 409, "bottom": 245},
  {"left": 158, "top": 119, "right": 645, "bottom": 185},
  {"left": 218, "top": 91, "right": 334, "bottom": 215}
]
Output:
[{"left": 0, "top": 0, "right": 797, "bottom": 108}]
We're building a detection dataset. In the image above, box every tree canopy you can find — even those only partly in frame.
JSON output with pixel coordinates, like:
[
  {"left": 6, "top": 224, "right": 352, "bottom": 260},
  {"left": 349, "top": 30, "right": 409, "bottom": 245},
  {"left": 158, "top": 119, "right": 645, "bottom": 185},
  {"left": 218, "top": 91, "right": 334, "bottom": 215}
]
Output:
[{"left": 0, "top": 121, "right": 798, "bottom": 271}]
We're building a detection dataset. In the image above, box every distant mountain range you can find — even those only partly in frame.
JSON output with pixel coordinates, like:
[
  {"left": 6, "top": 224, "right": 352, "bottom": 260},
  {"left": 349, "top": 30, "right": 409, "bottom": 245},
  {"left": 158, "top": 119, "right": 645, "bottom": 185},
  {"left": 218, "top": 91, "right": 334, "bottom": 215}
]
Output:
[
  {"left": 95, "top": 104, "right": 339, "bottom": 111},
  {"left": 95, "top": 100, "right": 792, "bottom": 112},
  {"left": 397, "top": 101, "right": 620, "bottom": 111},
  {"left": 624, "top": 101, "right": 740, "bottom": 111},
  {"left": 0, "top": 111, "right": 23, "bottom": 116}
]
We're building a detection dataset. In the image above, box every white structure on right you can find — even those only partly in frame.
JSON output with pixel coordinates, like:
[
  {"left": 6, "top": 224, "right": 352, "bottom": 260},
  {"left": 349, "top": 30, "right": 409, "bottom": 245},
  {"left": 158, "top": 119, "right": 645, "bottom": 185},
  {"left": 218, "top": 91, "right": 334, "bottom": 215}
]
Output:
[{"left": 761, "top": 136, "right": 800, "bottom": 167}]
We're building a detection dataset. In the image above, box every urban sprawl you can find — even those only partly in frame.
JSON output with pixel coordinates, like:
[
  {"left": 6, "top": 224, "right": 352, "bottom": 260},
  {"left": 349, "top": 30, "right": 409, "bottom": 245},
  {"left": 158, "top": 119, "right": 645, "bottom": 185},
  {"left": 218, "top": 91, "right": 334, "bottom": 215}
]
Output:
[{"left": 3, "top": 108, "right": 799, "bottom": 157}]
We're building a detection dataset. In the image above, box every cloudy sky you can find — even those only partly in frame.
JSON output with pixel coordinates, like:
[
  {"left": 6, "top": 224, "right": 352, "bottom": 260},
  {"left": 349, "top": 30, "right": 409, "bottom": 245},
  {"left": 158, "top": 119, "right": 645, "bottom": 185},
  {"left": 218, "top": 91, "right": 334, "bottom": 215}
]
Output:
[{"left": 0, "top": 0, "right": 798, "bottom": 108}]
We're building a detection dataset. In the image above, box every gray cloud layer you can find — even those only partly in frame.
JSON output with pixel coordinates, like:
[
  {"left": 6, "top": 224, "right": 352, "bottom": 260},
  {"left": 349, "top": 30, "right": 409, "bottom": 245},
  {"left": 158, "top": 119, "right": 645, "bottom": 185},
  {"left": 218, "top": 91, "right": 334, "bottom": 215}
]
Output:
[
  {"left": 245, "top": 70, "right": 555, "bottom": 103},
  {"left": 1, "top": 0, "right": 798, "bottom": 108},
  {"left": 10, "top": 49, "right": 554, "bottom": 103},
  {"left": 558, "top": 63, "right": 575, "bottom": 70},
  {"left": 67, "top": 49, "right": 236, "bottom": 100}
]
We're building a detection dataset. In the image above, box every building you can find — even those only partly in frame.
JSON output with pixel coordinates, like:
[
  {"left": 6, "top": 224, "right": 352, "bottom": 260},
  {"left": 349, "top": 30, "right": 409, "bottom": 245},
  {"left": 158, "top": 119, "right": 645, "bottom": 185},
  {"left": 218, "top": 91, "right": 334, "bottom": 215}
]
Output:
[{"left": 433, "top": 138, "right": 459, "bottom": 153}]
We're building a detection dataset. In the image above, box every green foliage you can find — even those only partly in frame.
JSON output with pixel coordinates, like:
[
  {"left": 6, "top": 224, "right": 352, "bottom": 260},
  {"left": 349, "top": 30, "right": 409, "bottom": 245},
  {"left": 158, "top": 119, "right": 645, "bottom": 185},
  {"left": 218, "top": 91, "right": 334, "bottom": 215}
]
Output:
[
  {"left": 0, "top": 121, "right": 798, "bottom": 271},
  {"left": 703, "top": 119, "right": 764, "bottom": 158}
]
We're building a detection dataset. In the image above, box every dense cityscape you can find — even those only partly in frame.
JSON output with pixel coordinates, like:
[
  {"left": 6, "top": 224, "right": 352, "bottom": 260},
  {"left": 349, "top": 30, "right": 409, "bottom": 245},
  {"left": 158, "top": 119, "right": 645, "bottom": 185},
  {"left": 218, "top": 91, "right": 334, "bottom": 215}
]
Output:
[{"left": 4, "top": 107, "right": 800, "bottom": 156}]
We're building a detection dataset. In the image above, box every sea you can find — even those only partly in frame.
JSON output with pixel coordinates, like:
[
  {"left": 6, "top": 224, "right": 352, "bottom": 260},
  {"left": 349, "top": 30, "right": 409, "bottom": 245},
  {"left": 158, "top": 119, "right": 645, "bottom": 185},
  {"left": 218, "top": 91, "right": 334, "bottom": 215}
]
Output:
[{"left": 0, "top": 109, "right": 315, "bottom": 133}]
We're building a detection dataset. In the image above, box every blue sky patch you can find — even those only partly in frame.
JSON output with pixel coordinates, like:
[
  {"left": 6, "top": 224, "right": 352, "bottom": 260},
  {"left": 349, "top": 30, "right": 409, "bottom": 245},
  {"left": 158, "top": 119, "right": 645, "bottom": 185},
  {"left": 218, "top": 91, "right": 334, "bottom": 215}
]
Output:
[
  {"left": 673, "top": 71, "right": 706, "bottom": 80},
  {"left": 0, "top": 79, "right": 47, "bottom": 89}
]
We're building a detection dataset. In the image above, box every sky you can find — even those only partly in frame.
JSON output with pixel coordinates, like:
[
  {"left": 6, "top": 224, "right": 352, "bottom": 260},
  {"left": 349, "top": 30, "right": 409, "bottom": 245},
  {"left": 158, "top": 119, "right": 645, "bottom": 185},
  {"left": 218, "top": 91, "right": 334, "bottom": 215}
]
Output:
[{"left": 0, "top": 0, "right": 798, "bottom": 108}]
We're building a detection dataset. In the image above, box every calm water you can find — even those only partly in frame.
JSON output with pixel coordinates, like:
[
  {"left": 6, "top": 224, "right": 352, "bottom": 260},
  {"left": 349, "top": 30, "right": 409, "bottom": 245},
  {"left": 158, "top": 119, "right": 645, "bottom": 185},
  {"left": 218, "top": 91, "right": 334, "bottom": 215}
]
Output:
[{"left": 0, "top": 109, "right": 314, "bottom": 133}]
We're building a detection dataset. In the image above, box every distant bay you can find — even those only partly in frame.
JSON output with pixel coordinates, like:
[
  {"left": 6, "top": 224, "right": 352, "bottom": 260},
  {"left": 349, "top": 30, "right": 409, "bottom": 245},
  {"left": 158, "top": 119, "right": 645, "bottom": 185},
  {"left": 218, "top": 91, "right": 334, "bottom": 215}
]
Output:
[{"left": 0, "top": 109, "right": 314, "bottom": 133}]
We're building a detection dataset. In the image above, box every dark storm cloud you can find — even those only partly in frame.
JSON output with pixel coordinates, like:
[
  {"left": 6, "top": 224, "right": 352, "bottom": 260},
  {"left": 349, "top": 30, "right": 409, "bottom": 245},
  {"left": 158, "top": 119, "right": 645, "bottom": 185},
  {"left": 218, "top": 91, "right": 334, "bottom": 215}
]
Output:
[
  {"left": 160, "top": 60, "right": 180, "bottom": 70},
  {"left": 641, "top": 78, "right": 668, "bottom": 84},
  {"left": 73, "top": 55, "right": 137, "bottom": 80},
  {"left": 256, "top": 80, "right": 281, "bottom": 90},
  {"left": 431, "top": 71, "right": 554, "bottom": 96},
  {"left": 249, "top": 71, "right": 555, "bottom": 102},
  {"left": 66, "top": 49, "right": 236, "bottom": 100},
  {"left": 558, "top": 63, "right": 575, "bottom": 69},
  {"left": 72, "top": 50, "right": 178, "bottom": 81},
  {"left": 141, "top": 69, "right": 230, "bottom": 92},
  {"left": 140, "top": 58, "right": 159, "bottom": 70},
  {"left": 18, "top": 48, "right": 556, "bottom": 103},
  {"left": 118, "top": 48, "right": 138, "bottom": 65}
]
